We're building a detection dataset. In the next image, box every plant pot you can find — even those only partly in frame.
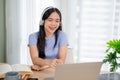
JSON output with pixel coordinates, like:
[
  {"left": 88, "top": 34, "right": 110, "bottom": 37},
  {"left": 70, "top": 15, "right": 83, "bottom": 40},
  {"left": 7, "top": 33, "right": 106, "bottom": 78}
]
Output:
[{"left": 99, "top": 73, "right": 120, "bottom": 80}]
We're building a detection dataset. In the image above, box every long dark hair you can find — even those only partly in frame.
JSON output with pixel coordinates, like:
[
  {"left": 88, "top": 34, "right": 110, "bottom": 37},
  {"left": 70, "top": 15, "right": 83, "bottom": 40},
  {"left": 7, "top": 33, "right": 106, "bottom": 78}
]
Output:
[{"left": 37, "top": 7, "right": 62, "bottom": 58}]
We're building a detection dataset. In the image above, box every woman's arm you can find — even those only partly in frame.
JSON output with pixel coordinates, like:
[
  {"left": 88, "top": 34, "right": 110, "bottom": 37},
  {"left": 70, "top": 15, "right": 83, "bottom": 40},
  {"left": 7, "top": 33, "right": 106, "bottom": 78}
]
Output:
[
  {"left": 57, "top": 46, "right": 68, "bottom": 64},
  {"left": 29, "top": 45, "right": 58, "bottom": 70},
  {"left": 29, "top": 45, "right": 47, "bottom": 66}
]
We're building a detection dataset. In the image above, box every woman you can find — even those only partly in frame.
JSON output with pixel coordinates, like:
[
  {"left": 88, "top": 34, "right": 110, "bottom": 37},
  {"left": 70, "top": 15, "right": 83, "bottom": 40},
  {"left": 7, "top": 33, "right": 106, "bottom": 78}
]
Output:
[{"left": 28, "top": 7, "right": 68, "bottom": 70}]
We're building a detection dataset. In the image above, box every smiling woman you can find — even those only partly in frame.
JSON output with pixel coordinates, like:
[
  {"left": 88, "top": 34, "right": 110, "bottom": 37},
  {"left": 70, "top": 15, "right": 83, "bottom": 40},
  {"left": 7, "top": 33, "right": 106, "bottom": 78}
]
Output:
[{"left": 28, "top": 7, "right": 69, "bottom": 71}]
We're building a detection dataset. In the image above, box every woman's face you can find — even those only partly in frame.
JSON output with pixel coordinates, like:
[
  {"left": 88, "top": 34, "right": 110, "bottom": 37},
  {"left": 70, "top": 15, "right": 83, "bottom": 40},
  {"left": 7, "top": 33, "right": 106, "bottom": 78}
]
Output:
[{"left": 44, "top": 12, "right": 60, "bottom": 35}]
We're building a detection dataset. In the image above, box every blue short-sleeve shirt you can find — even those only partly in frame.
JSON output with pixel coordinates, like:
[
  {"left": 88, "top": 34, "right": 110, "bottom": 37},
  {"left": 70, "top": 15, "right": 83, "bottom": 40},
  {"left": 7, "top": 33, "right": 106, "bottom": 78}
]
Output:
[{"left": 28, "top": 30, "right": 68, "bottom": 59}]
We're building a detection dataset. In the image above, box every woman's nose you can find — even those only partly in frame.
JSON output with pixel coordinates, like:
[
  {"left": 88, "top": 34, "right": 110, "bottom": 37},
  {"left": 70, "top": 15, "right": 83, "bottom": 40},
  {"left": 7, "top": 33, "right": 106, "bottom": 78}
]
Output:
[{"left": 51, "top": 20, "right": 56, "bottom": 25}]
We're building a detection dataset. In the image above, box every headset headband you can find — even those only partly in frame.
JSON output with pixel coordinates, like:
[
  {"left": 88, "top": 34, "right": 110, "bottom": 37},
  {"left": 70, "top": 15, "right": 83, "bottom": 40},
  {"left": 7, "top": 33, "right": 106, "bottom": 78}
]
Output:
[
  {"left": 40, "top": 6, "right": 54, "bottom": 26},
  {"left": 41, "top": 6, "right": 54, "bottom": 20}
]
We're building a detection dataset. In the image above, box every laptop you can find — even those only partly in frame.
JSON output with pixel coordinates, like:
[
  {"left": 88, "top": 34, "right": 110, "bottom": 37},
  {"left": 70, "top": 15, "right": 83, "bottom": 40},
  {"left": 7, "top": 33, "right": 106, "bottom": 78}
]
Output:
[{"left": 45, "top": 62, "right": 102, "bottom": 80}]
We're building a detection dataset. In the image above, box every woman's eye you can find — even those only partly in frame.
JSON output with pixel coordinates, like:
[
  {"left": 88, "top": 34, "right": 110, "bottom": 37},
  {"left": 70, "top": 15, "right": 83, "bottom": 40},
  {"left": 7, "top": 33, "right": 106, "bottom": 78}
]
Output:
[
  {"left": 56, "top": 20, "right": 60, "bottom": 23},
  {"left": 56, "top": 19, "right": 60, "bottom": 22},
  {"left": 48, "top": 19, "right": 52, "bottom": 21}
]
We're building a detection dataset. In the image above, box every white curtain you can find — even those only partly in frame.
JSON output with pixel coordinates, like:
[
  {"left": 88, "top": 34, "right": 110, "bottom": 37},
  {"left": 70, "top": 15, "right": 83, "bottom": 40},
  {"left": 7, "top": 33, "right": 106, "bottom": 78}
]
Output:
[{"left": 6, "top": 0, "right": 27, "bottom": 64}]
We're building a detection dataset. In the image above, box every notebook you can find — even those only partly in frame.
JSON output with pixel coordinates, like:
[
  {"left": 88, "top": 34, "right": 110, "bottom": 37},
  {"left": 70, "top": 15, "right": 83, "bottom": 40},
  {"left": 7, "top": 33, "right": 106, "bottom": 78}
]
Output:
[{"left": 45, "top": 62, "right": 102, "bottom": 80}]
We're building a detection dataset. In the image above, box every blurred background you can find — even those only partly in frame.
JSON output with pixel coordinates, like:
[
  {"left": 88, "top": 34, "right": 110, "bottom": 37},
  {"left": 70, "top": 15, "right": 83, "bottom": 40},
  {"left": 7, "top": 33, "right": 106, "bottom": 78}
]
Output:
[{"left": 0, "top": 0, "right": 120, "bottom": 71}]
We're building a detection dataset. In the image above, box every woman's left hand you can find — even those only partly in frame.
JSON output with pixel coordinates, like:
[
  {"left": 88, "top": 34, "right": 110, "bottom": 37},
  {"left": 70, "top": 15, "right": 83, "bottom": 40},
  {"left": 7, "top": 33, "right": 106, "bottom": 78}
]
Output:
[
  {"left": 31, "top": 65, "right": 49, "bottom": 71},
  {"left": 56, "top": 59, "right": 64, "bottom": 64}
]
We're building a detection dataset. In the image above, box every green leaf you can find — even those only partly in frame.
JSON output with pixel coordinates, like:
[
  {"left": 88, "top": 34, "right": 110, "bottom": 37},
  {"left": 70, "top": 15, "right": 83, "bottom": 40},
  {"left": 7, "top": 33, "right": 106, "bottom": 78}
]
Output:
[{"left": 103, "top": 39, "right": 120, "bottom": 72}]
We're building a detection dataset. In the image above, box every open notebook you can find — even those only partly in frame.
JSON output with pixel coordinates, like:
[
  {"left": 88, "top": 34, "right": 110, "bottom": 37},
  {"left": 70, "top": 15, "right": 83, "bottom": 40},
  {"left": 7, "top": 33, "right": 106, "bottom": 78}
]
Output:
[
  {"left": 0, "top": 64, "right": 32, "bottom": 78},
  {"left": 45, "top": 62, "right": 102, "bottom": 80}
]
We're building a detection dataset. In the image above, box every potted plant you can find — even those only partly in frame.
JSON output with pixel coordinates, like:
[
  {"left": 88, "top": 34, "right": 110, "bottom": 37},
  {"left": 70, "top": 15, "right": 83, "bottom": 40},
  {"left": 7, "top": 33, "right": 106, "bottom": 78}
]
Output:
[
  {"left": 99, "top": 39, "right": 120, "bottom": 80},
  {"left": 103, "top": 39, "right": 120, "bottom": 72}
]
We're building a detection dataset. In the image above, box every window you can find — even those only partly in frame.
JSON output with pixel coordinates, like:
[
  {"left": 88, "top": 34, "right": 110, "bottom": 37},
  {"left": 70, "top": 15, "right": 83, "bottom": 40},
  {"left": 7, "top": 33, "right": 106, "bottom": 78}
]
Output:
[
  {"left": 75, "top": 0, "right": 114, "bottom": 62},
  {"left": 67, "top": 0, "right": 120, "bottom": 71}
]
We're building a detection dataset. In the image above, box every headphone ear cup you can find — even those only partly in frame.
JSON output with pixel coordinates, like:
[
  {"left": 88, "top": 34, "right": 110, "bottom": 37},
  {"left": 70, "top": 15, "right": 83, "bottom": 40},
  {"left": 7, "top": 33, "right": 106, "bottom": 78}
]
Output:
[{"left": 40, "top": 20, "right": 44, "bottom": 26}]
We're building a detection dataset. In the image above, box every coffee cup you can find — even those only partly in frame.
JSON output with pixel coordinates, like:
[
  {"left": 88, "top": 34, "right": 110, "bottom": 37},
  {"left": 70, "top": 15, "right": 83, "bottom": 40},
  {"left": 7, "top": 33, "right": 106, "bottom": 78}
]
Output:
[{"left": 5, "top": 71, "right": 22, "bottom": 80}]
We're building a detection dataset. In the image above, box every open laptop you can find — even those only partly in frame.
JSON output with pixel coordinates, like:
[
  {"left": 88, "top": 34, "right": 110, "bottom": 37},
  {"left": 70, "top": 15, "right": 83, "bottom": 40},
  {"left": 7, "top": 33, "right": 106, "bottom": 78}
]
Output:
[{"left": 45, "top": 62, "right": 102, "bottom": 80}]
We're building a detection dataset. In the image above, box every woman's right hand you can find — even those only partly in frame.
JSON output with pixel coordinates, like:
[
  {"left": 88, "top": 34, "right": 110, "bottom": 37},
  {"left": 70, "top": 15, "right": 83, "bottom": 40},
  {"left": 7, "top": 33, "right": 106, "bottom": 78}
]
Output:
[{"left": 31, "top": 65, "right": 41, "bottom": 71}]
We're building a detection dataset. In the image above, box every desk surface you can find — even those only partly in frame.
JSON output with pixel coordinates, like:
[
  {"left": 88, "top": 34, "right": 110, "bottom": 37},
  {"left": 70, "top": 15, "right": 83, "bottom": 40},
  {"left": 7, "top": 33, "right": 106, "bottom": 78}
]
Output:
[
  {"left": 31, "top": 69, "right": 120, "bottom": 80},
  {"left": 30, "top": 68, "right": 55, "bottom": 80},
  {"left": 0, "top": 63, "right": 55, "bottom": 80},
  {"left": 0, "top": 63, "right": 120, "bottom": 80}
]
